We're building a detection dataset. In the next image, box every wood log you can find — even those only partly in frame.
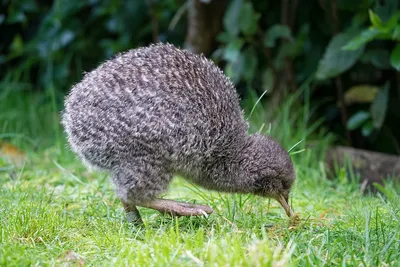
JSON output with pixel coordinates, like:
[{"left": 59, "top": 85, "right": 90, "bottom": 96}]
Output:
[{"left": 326, "top": 146, "right": 400, "bottom": 191}]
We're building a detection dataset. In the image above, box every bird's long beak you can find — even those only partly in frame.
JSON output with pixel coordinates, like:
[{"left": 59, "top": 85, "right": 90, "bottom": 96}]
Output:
[{"left": 276, "top": 194, "right": 294, "bottom": 217}]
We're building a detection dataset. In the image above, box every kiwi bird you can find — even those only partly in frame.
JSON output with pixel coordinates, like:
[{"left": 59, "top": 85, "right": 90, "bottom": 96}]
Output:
[{"left": 62, "top": 43, "right": 295, "bottom": 224}]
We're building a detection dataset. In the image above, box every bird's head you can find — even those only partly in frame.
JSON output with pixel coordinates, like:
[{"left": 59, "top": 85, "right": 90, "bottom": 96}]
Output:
[{"left": 240, "top": 133, "right": 296, "bottom": 217}]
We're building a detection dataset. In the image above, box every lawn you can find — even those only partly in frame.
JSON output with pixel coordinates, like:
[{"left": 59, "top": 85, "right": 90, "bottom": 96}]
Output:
[{"left": 1, "top": 91, "right": 399, "bottom": 266}]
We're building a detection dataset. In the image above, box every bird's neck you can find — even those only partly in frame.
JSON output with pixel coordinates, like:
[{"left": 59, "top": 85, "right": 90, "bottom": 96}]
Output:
[{"left": 201, "top": 137, "right": 255, "bottom": 193}]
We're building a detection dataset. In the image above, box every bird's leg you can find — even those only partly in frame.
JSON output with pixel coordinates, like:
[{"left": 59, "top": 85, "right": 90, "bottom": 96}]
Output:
[
  {"left": 140, "top": 198, "right": 213, "bottom": 217},
  {"left": 121, "top": 201, "right": 143, "bottom": 225}
]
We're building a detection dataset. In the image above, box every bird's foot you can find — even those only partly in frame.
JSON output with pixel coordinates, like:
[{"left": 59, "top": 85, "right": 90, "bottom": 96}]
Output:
[
  {"left": 142, "top": 198, "right": 213, "bottom": 217},
  {"left": 121, "top": 202, "right": 143, "bottom": 225}
]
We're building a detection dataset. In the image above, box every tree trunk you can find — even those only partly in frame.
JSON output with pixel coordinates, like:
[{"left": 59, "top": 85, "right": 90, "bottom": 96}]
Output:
[
  {"left": 184, "top": 0, "right": 228, "bottom": 55},
  {"left": 267, "top": 0, "right": 297, "bottom": 117}
]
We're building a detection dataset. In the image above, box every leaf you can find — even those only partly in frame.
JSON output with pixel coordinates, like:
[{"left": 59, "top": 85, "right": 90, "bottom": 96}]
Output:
[
  {"left": 393, "top": 25, "right": 400, "bottom": 40},
  {"left": 369, "top": 10, "right": 383, "bottom": 28},
  {"left": 20, "top": 0, "right": 39, "bottom": 12},
  {"left": 10, "top": 35, "right": 24, "bottom": 55},
  {"left": 223, "top": 0, "right": 242, "bottom": 36},
  {"left": 59, "top": 30, "right": 75, "bottom": 47},
  {"left": 273, "top": 40, "right": 303, "bottom": 70},
  {"left": 224, "top": 53, "right": 244, "bottom": 84},
  {"left": 217, "top": 32, "right": 235, "bottom": 44},
  {"left": 361, "top": 121, "right": 374, "bottom": 137},
  {"left": 106, "top": 17, "right": 118, "bottom": 33},
  {"left": 385, "top": 10, "right": 400, "bottom": 30},
  {"left": 264, "top": 24, "right": 293, "bottom": 48},
  {"left": 342, "top": 28, "right": 380, "bottom": 51},
  {"left": 346, "top": 111, "right": 370, "bottom": 130},
  {"left": 350, "top": 12, "right": 369, "bottom": 28},
  {"left": 222, "top": 39, "right": 244, "bottom": 62},
  {"left": 390, "top": 44, "right": 400, "bottom": 71},
  {"left": 344, "top": 85, "right": 379, "bottom": 105},
  {"left": 7, "top": 10, "right": 26, "bottom": 24},
  {"left": 242, "top": 47, "right": 258, "bottom": 80},
  {"left": 370, "top": 83, "right": 389, "bottom": 129},
  {"left": 316, "top": 32, "right": 365, "bottom": 80},
  {"left": 238, "top": 2, "right": 260, "bottom": 35}
]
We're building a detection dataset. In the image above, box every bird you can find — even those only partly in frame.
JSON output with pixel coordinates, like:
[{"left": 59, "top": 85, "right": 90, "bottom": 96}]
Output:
[{"left": 62, "top": 43, "right": 295, "bottom": 224}]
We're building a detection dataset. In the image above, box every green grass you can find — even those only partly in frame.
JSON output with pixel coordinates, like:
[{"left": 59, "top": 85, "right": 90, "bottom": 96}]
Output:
[{"left": 1, "top": 89, "right": 399, "bottom": 266}]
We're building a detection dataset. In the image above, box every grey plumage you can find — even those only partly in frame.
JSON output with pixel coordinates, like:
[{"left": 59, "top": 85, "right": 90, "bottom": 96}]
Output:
[{"left": 62, "top": 43, "right": 295, "bottom": 219}]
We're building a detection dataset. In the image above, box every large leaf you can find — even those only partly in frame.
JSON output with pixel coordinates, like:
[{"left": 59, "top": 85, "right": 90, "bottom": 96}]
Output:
[
  {"left": 316, "top": 32, "right": 365, "bottom": 80},
  {"left": 346, "top": 111, "right": 370, "bottom": 130},
  {"left": 342, "top": 28, "right": 380, "bottom": 51},
  {"left": 223, "top": 0, "right": 242, "bottom": 36},
  {"left": 238, "top": 2, "right": 260, "bottom": 35},
  {"left": 390, "top": 44, "right": 400, "bottom": 71},
  {"left": 344, "top": 85, "right": 379, "bottom": 105},
  {"left": 370, "top": 83, "right": 389, "bottom": 129}
]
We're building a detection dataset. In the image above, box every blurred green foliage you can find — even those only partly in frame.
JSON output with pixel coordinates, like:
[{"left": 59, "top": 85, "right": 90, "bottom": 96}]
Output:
[
  {"left": 0, "top": 0, "right": 183, "bottom": 97},
  {"left": 1, "top": 0, "right": 399, "bottom": 154}
]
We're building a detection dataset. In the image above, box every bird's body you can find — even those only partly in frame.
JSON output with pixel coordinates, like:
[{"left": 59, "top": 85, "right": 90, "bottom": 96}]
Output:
[{"left": 62, "top": 43, "right": 295, "bottom": 222}]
